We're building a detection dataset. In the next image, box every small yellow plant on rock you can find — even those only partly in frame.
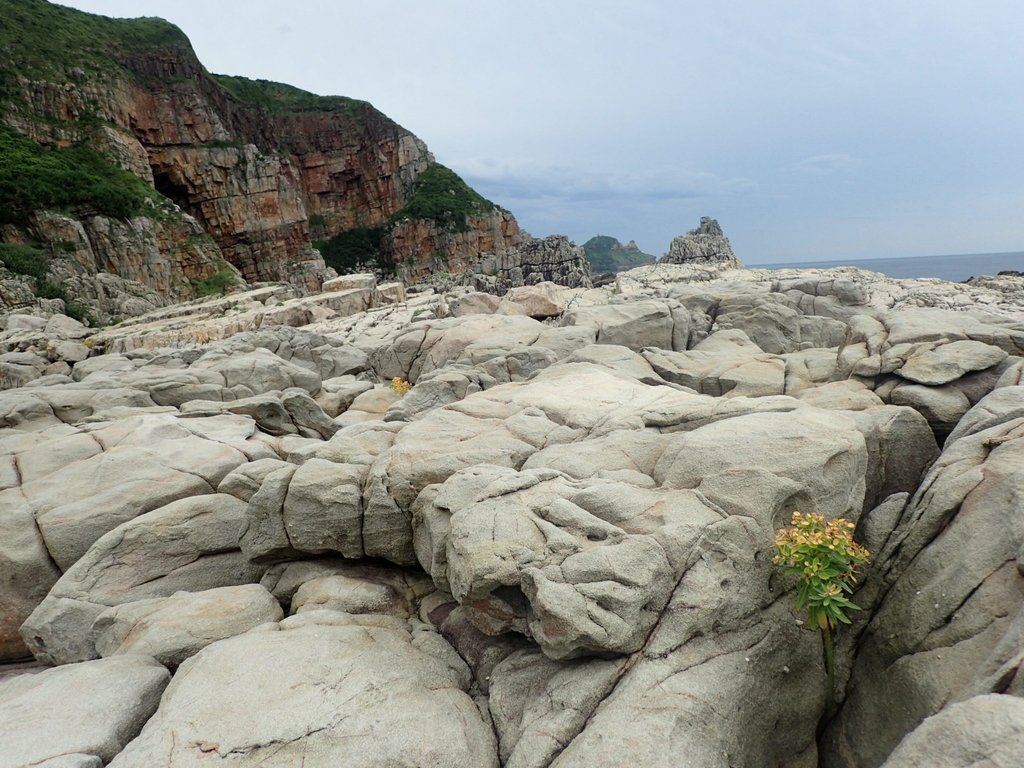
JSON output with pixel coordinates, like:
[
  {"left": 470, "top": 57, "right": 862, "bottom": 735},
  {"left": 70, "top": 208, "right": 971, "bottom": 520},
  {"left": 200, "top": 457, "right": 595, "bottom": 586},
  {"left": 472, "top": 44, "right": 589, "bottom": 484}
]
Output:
[
  {"left": 774, "top": 511, "right": 870, "bottom": 713},
  {"left": 390, "top": 376, "right": 412, "bottom": 396}
]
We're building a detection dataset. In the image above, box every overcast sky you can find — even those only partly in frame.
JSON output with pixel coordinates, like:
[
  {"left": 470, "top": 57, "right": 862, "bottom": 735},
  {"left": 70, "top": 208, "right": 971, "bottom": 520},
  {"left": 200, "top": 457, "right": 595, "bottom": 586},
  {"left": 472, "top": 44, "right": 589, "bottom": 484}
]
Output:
[{"left": 60, "top": 1, "right": 1024, "bottom": 264}]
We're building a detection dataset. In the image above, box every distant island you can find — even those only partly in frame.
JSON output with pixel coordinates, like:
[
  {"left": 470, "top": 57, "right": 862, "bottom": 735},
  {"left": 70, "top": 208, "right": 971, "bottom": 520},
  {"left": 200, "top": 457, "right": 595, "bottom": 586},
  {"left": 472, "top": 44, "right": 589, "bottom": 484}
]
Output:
[{"left": 582, "top": 235, "right": 656, "bottom": 273}]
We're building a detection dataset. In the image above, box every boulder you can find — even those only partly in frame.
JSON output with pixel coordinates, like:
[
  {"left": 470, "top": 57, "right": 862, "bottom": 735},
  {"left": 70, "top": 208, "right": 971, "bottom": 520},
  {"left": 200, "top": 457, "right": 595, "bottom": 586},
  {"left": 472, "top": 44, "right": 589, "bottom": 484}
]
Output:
[
  {"left": 21, "top": 493, "right": 265, "bottom": 665},
  {"left": 106, "top": 613, "right": 497, "bottom": 767},
  {"left": 896, "top": 339, "right": 1008, "bottom": 385},
  {"left": 93, "top": 584, "right": 284, "bottom": 668},
  {"left": 0, "top": 656, "right": 169, "bottom": 768}
]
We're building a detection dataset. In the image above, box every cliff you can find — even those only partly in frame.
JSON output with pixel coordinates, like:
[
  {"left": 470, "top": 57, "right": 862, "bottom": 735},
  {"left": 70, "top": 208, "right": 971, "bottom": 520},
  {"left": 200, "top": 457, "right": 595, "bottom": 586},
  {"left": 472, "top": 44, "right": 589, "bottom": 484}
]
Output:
[{"left": 0, "top": 0, "right": 524, "bottom": 321}]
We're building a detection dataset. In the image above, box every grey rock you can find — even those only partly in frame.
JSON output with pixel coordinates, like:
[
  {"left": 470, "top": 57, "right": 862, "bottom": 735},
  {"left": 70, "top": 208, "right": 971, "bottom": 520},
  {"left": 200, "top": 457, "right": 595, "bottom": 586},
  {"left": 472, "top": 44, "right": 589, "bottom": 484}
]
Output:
[
  {"left": 471, "top": 235, "right": 593, "bottom": 294},
  {"left": 881, "top": 694, "right": 1024, "bottom": 768},
  {"left": 21, "top": 494, "right": 265, "bottom": 665},
  {"left": 897, "top": 339, "right": 1008, "bottom": 385},
  {"left": 0, "top": 656, "right": 169, "bottom": 768},
  {"left": 93, "top": 584, "right": 284, "bottom": 668},
  {"left": 106, "top": 613, "right": 497, "bottom": 768},
  {"left": 823, "top": 415, "right": 1024, "bottom": 766},
  {"left": 888, "top": 381, "right": 971, "bottom": 436},
  {"left": 662, "top": 216, "right": 742, "bottom": 267}
]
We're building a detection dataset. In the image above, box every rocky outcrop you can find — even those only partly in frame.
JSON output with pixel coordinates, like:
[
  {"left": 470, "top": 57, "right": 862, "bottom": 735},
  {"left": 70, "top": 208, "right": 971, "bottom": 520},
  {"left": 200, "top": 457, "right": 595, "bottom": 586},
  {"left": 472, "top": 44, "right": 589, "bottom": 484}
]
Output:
[
  {"left": 663, "top": 216, "right": 742, "bottom": 267},
  {"left": 3, "top": 261, "right": 1024, "bottom": 765},
  {"left": 387, "top": 209, "right": 525, "bottom": 283},
  {"left": 468, "top": 235, "right": 593, "bottom": 294}
]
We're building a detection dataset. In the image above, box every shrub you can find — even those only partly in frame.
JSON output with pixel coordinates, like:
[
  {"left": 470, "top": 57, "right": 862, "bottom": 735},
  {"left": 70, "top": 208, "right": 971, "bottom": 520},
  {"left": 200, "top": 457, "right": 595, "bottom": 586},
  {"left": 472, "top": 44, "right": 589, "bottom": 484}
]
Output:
[
  {"left": 774, "top": 511, "right": 870, "bottom": 712},
  {"left": 317, "top": 226, "right": 389, "bottom": 274},
  {"left": 0, "top": 125, "right": 151, "bottom": 225},
  {"left": 389, "top": 377, "right": 412, "bottom": 396},
  {"left": 396, "top": 163, "right": 495, "bottom": 232},
  {"left": 194, "top": 268, "right": 237, "bottom": 297}
]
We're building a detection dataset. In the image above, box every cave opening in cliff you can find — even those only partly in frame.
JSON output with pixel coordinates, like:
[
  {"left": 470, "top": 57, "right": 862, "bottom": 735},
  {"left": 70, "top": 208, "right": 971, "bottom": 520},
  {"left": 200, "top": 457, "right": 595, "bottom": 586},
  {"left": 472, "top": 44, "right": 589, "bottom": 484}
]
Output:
[{"left": 151, "top": 170, "right": 190, "bottom": 209}]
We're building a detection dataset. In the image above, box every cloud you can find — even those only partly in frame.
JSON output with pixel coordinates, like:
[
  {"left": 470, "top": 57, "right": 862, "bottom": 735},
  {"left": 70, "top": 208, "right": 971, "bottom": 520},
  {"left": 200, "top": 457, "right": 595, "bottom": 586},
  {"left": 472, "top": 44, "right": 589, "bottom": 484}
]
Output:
[
  {"left": 790, "top": 154, "right": 864, "bottom": 174},
  {"left": 458, "top": 160, "right": 755, "bottom": 204}
]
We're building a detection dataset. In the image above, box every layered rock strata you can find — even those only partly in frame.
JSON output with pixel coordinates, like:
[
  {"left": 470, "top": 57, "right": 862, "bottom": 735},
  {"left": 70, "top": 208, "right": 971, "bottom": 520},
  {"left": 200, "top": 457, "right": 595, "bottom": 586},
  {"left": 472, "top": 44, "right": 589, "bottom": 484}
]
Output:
[{"left": 468, "top": 235, "right": 593, "bottom": 294}]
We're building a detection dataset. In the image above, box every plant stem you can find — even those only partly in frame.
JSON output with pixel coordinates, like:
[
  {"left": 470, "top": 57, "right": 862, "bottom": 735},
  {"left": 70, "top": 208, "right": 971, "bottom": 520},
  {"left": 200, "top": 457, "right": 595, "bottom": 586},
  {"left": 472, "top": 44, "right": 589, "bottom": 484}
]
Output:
[{"left": 822, "top": 627, "right": 835, "bottom": 715}]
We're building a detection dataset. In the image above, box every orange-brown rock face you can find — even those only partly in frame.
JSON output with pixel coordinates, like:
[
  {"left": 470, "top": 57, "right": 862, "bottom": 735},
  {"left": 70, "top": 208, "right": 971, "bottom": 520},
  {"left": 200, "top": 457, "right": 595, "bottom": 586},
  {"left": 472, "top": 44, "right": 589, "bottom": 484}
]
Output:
[
  {"left": 2, "top": 5, "right": 524, "bottom": 304},
  {"left": 387, "top": 211, "right": 526, "bottom": 283}
]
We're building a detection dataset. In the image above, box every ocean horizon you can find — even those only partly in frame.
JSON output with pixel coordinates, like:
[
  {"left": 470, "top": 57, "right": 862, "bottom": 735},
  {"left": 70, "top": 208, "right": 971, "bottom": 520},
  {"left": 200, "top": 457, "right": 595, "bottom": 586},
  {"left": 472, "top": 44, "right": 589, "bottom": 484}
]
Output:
[{"left": 750, "top": 250, "right": 1024, "bottom": 282}]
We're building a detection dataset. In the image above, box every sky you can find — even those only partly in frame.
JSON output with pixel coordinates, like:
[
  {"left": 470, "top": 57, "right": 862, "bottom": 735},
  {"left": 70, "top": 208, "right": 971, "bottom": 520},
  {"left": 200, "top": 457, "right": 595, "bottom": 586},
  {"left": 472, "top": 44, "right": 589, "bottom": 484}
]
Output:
[{"left": 59, "top": 1, "right": 1024, "bottom": 264}]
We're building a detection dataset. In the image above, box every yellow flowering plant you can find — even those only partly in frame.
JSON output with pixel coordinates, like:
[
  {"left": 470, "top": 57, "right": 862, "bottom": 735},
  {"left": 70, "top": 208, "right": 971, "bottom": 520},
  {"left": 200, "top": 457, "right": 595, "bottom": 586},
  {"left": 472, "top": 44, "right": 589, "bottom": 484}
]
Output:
[
  {"left": 773, "top": 511, "right": 870, "bottom": 630},
  {"left": 389, "top": 376, "right": 412, "bottom": 396},
  {"left": 773, "top": 511, "right": 870, "bottom": 712}
]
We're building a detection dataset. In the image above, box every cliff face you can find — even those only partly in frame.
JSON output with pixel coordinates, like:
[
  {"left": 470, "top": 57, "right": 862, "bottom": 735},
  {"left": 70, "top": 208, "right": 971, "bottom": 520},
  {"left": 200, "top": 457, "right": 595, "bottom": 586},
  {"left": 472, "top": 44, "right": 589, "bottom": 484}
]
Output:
[{"left": 0, "top": 0, "right": 524, "bottom": 319}]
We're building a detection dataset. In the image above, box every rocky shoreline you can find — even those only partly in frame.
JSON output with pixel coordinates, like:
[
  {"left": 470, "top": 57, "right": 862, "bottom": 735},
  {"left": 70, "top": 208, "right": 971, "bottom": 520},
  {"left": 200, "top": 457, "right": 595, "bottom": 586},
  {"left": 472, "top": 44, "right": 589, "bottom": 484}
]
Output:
[{"left": 2, "top": 261, "right": 1024, "bottom": 767}]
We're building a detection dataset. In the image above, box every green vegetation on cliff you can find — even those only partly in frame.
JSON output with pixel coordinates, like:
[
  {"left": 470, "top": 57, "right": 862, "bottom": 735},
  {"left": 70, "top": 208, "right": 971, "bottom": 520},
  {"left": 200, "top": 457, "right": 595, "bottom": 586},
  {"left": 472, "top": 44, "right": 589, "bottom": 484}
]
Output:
[
  {"left": 0, "top": 0, "right": 189, "bottom": 84},
  {"left": 316, "top": 226, "right": 390, "bottom": 275},
  {"left": 0, "top": 124, "right": 160, "bottom": 225},
  {"left": 396, "top": 163, "right": 497, "bottom": 232},
  {"left": 211, "top": 75, "right": 367, "bottom": 116},
  {"left": 582, "top": 235, "right": 656, "bottom": 273},
  {"left": 316, "top": 163, "right": 499, "bottom": 272},
  {"left": 0, "top": 243, "right": 90, "bottom": 322}
]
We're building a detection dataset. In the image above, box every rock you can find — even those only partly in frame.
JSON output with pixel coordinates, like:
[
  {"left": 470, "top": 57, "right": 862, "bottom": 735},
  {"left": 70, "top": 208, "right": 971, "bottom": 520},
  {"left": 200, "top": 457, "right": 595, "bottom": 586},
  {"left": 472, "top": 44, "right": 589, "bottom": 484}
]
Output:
[
  {"left": 0, "top": 655, "right": 169, "bottom": 768},
  {"left": 896, "top": 339, "right": 1008, "bottom": 385},
  {"left": 3, "top": 413, "right": 261, "bottom": 570},
  {"left": 489, "top": 648, "right": 623, "bottom": 768},
  {"left": 322, "top": 273, "right": 376, "bottom": 293},
  {"left": 449, "top": 291, "right": 501, "bottom": 317},
  {"left": 500, "top": 282, "right": 575, "bottom": 318},
  {"left": 881, "top": 694, "right": 1024, "bottom": 768},
  {"left": 21, "top": 493, "right": 265, "bottom": 665},
  {"left": 3, "top": 314, "right": 47, "bottom": 332},
  {"left": 93, "top": 584, "right": 284, "bottom": 668},
  {"left": 562, "top": 298, "right": 687, "bottom": 351},
  {"left": 662, "top": 216, "right": 743, "bottom": 267},
  {"left": 106, "top": 613, "right": 497, "bottom": 767},
  {"left": 888, "top": 381, "right": 971, "bottom": 436},
  {"left": 378, "top": 281, "right": 407, "bottom": 304},
  {"left": 470, "top": 235, "right": 593, "bottom": 294},
  {"left": 822, "top": 413, "right": 1024, "bottom": 765},
  {"left": 369, "top": 314, "right": 545, "bottom": 381},
  {"left": 43, "top": 314, "right": 91, "bottom": 339},
  {"left": 0, "top": 503, "right": 62, "bottom": 661}
]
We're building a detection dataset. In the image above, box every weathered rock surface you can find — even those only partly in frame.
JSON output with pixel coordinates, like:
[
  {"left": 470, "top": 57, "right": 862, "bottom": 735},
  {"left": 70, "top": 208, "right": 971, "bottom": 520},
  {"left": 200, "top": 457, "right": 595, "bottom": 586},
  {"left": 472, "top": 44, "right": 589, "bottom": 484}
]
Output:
[
  {"left": 0, "top": 655, "right": 169, "bottom": 768},
  {"left": 663, "top": 216, "right": 743, "bottom": 267},
  {"left": 106, "top": 612, "right": 497, "bottom": 767},
  {"left": 93, "top": 584, "right": 284, "bottom": 668},
  {"left": 881, "top": 694, "right": 1024, "bottom": 768},
  {"left": 3, "top": 258, "right": 1024, "bottom": 766},
  {"left": 21, "top": 493, "right": 266, "bottom": 665},
  {"left": 822, "top": 391, "right": 1024, "bottom": 766},
  {"left": 470, "top": 235, "right": 593, "bottom": 294}
]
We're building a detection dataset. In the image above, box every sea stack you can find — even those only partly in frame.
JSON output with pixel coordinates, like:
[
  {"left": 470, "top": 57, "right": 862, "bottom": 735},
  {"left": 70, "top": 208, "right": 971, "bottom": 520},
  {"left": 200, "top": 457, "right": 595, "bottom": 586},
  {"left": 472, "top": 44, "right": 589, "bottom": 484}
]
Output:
[{"left": 663, "top": 216, "right": 742, "bottom": 268}]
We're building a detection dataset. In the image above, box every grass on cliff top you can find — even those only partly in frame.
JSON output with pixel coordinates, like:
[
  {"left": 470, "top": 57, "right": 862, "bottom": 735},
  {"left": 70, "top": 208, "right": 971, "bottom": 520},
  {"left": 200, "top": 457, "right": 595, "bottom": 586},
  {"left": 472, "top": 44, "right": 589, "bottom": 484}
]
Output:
[
  {"left": 211, "top": 74, "right": 368, "bottom": 116},
  {"left": 0, "top": 123, "right": 160, "bottom": 225},
  {"left": 396, "top": 163, "right": 498, "bottom": 232},
  {"left": 0, "top": 0, "right": 190, "bottom": 82}
]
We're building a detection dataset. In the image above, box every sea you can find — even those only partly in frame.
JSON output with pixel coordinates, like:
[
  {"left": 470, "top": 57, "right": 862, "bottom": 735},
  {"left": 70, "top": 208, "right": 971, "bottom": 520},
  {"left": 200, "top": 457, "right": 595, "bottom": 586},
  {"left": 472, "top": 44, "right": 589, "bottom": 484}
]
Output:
[{"left": 754, "top": 251, "right": 1024, "bottom": 283}]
